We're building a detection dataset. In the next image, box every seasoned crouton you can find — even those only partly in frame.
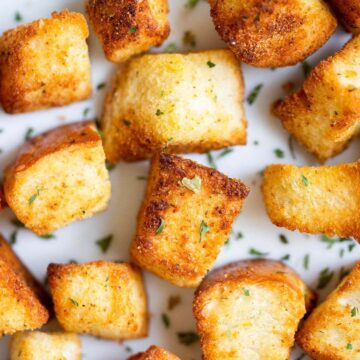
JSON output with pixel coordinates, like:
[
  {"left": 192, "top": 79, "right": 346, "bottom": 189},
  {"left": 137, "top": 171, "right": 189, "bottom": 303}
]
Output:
[
  {"left": 47, "top": 261, "right": 148, "bottom": 340},
  {"left": 208, "top": 0, "right": 336, "bottom": 67},
  {"left": 297, "top": 262, "right": 360, "bottom": 359},
  {"left": 130, "top": 153, "right": 249, "bottom": 287},
  {"left": 86, "top": 0, "right": 170, "bottom": 63},
  {"left": 262, "top": 162, "right": 360, "bottom": 240},
  {"left": 129, "top": 345, "right": 180, "bottom": 360},
  {"left": 328, "top": 0, "right": 360, "bottom": 34},
  {"left": 0, "top": 234, "right": 49, "bottom": 336},
  {"left": 273, "top": 34, "right": 360, "bottom": 162},
  {"left": 101, "top": 49, "right": 247, "bottom": 163},
  {"left": 0, "top": 10, "right": 91, "bottom": 113},
  {"left": 4, "top": 122, "right": 111, "bottom": 235},
  {"left": 10, "top": 331, "right": 81, "bottom": 360},
  {"left": 193, "top": 259, "right": 314, "bottom": 360}
]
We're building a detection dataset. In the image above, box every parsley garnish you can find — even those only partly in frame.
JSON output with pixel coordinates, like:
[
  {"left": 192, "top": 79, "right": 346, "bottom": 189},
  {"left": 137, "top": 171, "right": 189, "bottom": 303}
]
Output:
[
  {"left": 249, "top": 248, "right": 269, "bottom": 257},
  {"left": 351, "top": 307, "right": 358, "bottom": 317},
  {"left": 206, "top": 152, "right": 217, "bottom": 169},
  {"left": 25, "top": 128, "right": 34, "bottom": 141},
  {"left": 125, "top": 346, "right": 132, "bottom": 353},
  {"left": 137, "top": 176, "right": 148, "bottom": 180},
  {"left": 128, "top": 26, "right": 138, "bottom": 34},
  {"left": 236, "top": 232, "right": 243, "bottom": 239},
  {"left": 183, "top": 31, "right": 196, "bottom": 47},
  {"left": 156, "top": 218, "right": 165, "bottom": 235},
  {"left": 156, "top": 109, "right": 164, "bottom": 116},
  {"left": 218, "top": 148, "right": 233, "bottom": 158},
  {"left": 39, "top": 234, "right": 55, "bottom": 240},
  {"left": 164, "top": 43, "right": 177, "bottom": 53},
  {"left": 177, "top": 331, "right": 199, "bottom": 345},
  {"left": 247, "top": 84, "right": 263, "bottom": 105},
  {"left": 207, "top": 60, "right": 216, "bottom": 68},
  {"left": 97, "top": 82, "right": 106, "bottom": 90},
  {"left": 106, "top": 163, "right": 115, "bottom": 171},
  {"left": 274, "top": 148, "right": 284, "bottom": 158},
  {"left": 10, "top": 231, "right": 17, "bottom": 245},
  {"left": 200, "top": 220, "right": 210, "bottom": 241},
  {"left": 317, "top": 267, "right": 334, "bottom": 289},
  {"left": 15, "top": 11, "right": 22, "bottom": 22},
  {"left": 185, "top": 0, "right": 199, "bottom": 8},
  {"left": 180, "top": 176, "right": 201, "bottom": 193},
  {"left": 83, "top": 108, "right": 90, "bottom": 117},
  {"left": 162, "top": 313, "right": 170, "bottom": 328},
  {"left": 69, "top": 298, "right": 79, "bottom": 306},
  {"left": 96, "top": 234, "right": 113, "bottom": 253},
  {"left": 29, "top": 187, "right": 42, "bottom": 205},
  {"left": 302, "top": 61, "right": 312, "bottom": 78},
  {"left": 281, "top": 254, "right": 290, "bottom": 261},
  {"left": 303, "top": 254, "right": 310, "bottom": 270},
  {"left": 242, "top": 288, "right": 250, "bottom": 296},
  {"left": 301, "top": 174, "right": 309, "bottom": 187},
  {"left": 279, "top": 234, "right": 288, "bottom": 244},
  {"left": 11, "top": 219, "right": 24, "bottom": 228},
  {"left": 288, "top": 136, "right": 296, "bottom": 160},
  {"left": 346, "top": 343, "right": 353, "bottom": 350},
  {"left": 320, "top": 235, "right": 351, "bottom": 249}
]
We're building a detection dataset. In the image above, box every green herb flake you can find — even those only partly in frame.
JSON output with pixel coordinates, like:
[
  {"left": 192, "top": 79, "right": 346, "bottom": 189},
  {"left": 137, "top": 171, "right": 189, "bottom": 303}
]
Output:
[
  {"left": 301, "top": 174, "right": 309, "bottom": 187},
  {"left": 25, "top": 128, "right": 34, "bottom": 141},
  {"left": 242, "top": 287, "right": 250, "bottom": 296},
  {"left": 96, "top": 82, "right": 106, "bottom": 90},
  {"left": 137, "top": 176, "right": 148, "bottom": 181},
  {"left": 317, "top": 267, "right": 334, "bottom": 289},
  {"left": 128, "top": 26, "right": 138, "bottom": 34},
  {"left": 95, "top": 234, "right": 113, "bottom": 253},
  {"left": 237, "top": 232, "right": 243, "bottom": 240},
  {"left": 29, "top": 187, "right": 42, "bottom": 206},
  {"left": 156, "top": 109, "right": 164, "bottom": 116},
  {"left": 125, "top": 346, "right": 132, "bottom": 353},
  {"left": 218, "top": 148, "right": 233, "bottom": 158},
  {"left": 83, "top": 108, "right": 90, "bottom": 117},
  {"left": 281, "top": 254, "right": 290, "bottom": 261},
  {"left": 15, "top": 11, "right": 22, "bottom": 22},
  {"left": 162, "top": 313, "right": 170, "bottom": 328},
  {"left": 249, "top": 248, "right": 269, "bottom": 257},
  {"left": 346, "top": 343, "right": 353, "bottom": 350},
  {"left": 279, "top": 234, "right": 289, "bottom": 244},
  {"left": 206, "top": 152, "right": 217, "bottom": 169},
  {"left": 39, "top": 234, "right": 55, "bottom": 240},
  {"left": 177, "top": 331, "right": 200, "bottom": 345},
  {"left": 274, "top": 148, "right": 284, "bottom": 158},
  {"left": 69, "top": 259, "right": 78, "bottom": 264},
  {"left": 302, "top": 61, "right": 312, "bottom": 78},
  {"left": 164, "top": 42, "right": 177, "bottom": 53},
  {"left": 183, "top": 30, "right": 196, "bottom": 47},
  {"left": 321, "top": 235, "right": 351, "bottom": 249},
  {"left": 351, "top": 307, "right": 358, "bottom": 317},
  {"left": 288, "top": 136, "right": 296, "bottom": 160},
  {"left": 200, "top": 220, "right": 210, "bottom": 241},
  {"left": 247, "top": 84, "right": 263, "bottom": 105},
  {"left": 10, "top": 230, "right": 17, "bottom": 245},
  {"left": 156, "top": 218, "right": 166, "bottom": 235},
  {"left": 185, "top": 0, "right": 199, "bottom": 9},
  {"left": 303, "top": 254, "right": 310, "bottom": 270},
  {"left": 207, "top": 60, "right": 216, "bottom": 68},
  {"left": 69, "top": 298, "right": 79, "bottom": 306},
  {"left": 180, "top": 176, "right": 201, "bottom": 194},
  {"left": 106, "top": 163, "right": 115, "bottom": 171},
  {"left": 11, "top": 219, "right": 24, "bottom": 228},
  {"left": 168, "top": 295, "right": 181, "bottom": 310}
]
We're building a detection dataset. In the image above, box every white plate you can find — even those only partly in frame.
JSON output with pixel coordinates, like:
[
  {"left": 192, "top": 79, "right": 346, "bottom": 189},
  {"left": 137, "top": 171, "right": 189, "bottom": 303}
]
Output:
[{"left": 0, "top": 1, "right": 359, "bottom": 359}]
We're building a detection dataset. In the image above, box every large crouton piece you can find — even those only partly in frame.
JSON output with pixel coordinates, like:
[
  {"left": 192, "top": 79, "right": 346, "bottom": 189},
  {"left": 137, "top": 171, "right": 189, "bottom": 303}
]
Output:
[
  {"left": 47, "top": 261, "right": 148, "bottom": 340},
  {"left": 86, "top": 0, "right": 170, "bottom": 63},
  {"left": 101, "top": 49, "right": 247, "bottom": 163},
  {"left": 0, "top": 234, "right": 49, "bottom": 335},
  {"left": 328, "top": 0, "right": 360, "bottom": 34},
  {"left": 262, "top": 162, "right": 360, "bottom": 240},
  {"left": 273, "top": 35, "right": 360, "bottom": 162},
  {"left": 4, "top": 122, "right": 111, "bottom": 235},
  {"left": 0, "top": 10, "right": 91, "bottom": 113},
  {"left": 129, "top": 345, "right": 180, "bottom": 360},
  {"left": 208, "top": 0, "right": 336, "bottom": 68},
  {"left": 130, "top": 153, "right": 249, "bottom": 287},
  {"left": 297, "top": 262, "right": 360, "bottom": 359},
  {"left": 10, "top": 331, "right": 81, "bottom": 360},
  {"left": 193, "top": 260, "right": 314, "bottom": 360}
]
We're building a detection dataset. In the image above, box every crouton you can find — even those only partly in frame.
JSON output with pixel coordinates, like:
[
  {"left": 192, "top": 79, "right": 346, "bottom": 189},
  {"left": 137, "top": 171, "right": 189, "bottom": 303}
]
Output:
[
  {"left": 129, "top": 345, "right": 180, "bottom": 360},
  {"left": 10, "top": 331, "right": 81, "bottom": 360},
  {"left": 208, "top": 0, "right": 336, "bottom": 68},
  {"left": 47, "top": 261, "right": 148, "bottom": 340},
  {"left": 4, "top": 122, "right": 111, "bottom": 235},
  {"left": 101, "top": 49, "right": 247, "bottom": 163},
  {"left": 328, "top": 0, "right": 360, "bottom": 34},
  {"left": 0, "top": 10, "right": 91, "bottom": 113},
  {"left": 273, "top": 34, "right": 360, "bottom": 162},
  {"left": 297, "top": 262, "right": 360, "bottom": 359},
  {"left": 86, "top": 0, "right": 170, "bottom": 63},
  {"left": 262, "top": 162, "right": 360, "bottom": 240},
  {"left": 193, "top": 259, "right": 314, "bottom": 360},
  {"left": 130, "top": 153, "right": 249, "bottom": 288},
  {"left": 0, "top": 234, "right": 49, "bottom": 335}
]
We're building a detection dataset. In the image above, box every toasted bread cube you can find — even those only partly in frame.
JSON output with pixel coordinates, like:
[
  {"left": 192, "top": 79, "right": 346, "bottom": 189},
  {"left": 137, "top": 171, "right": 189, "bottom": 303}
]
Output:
[
  {"left": 328, "top": 0, "right": 360, "bottom": 34},
  {"left": 10, "top": 331, "right": 81, "bottom": 360},
  {"left": 0, "top": 234, "right": 49, "bottom": 335},
  {"left": 101, "top": 49, "right": 247, "bottom": 163},
  {"left": 273, "top": 35, "right": 360, "bottom": 162},
  {"left": 130, "top": 153, "right": 249, "bottom": 287},
  {"left": 4, "top": 122, "right": 111, "bottom": 235},
  {"left": 129, "top": 345, "right": 180, "bottom": 360},
  {"left": 262, "top": 162, "right": 360, "bottom": 240},
  {"left": 297, "top": 262, "right": 360, "bottom": 359},
  {"left": 86, "top": 0, "right": 170, "bottom": 63},
  {"left": 47, "top": 261, "right": 148, "bottom": 340},
  {"left": 0, "top": 10, "right": 91, "bottom": 113},
  {"left": 193, "top": 260, "right": 314, "bottom": 360},
  {"left": 209, "top": 0, "right": 336, "bottom": 68}
]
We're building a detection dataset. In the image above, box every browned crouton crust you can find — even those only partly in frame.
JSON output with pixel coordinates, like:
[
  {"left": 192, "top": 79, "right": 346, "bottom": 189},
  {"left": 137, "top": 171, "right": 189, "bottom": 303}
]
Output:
[
  {"left": 129, "top": 345, "right": 180, "bottom": 360},
  {"left": 328, "top": 0, "right": 360, "bottom": 34}
]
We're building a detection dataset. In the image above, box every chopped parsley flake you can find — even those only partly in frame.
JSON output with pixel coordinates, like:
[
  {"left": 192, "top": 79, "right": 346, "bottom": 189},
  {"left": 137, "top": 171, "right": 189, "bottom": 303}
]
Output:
[
  {"left": 303, "top": 254, "right": 310, "bottom": 270},
  {"left": 183, "top": 30, "right": 196, "bottom": 47},
  {"left": 39, "top": 234, "right": 55, "bottom": 240},
  {"left": 96, "top": 234, "right": 113, "bottom": 253},
  {"left": 137, "top": 176, "right": 148, "bottom": 180},
  {"left": 200, "top": 220, "right": 210, "bottom": 241},
  {"left": 97, "top": 82, "right": 106, "bottom": 90},
  {"left": 301, "top": 174, "right": 309, "bottom": 187},
  {"left": 281, "top": 254, "right": 290, "bottom": 261},
  {"left": 15, "top": 11, "right": 22, "bottom": 22},
  {"left": 320, "top": 235, "right": 351, "bottom": 249},
  {"left": 206, "top": 152, "right": 217, "bottom": 169},
  {"left": 128, "top": 26, "right": 138, "bottom": 34},
  {"left": 317, "top": 267, "right": 334, "bottom": 289},
  {"left": 29, "top": 187, "right": 42, "bottom": 206},
  {"left": 279, "top": 234, "right": 288, "bottom": 244},
  {"left": 164, "top": 42, "right": 177, "bottom": 53},
  {"left": 156, "top": 218, "right": 166, "bottom": 235},
  {"left": 346, "top": 343, "right": 353, "bottom": 350},
  {"left": 242, "top": 288, "right": 250, "bottom": 296},
  {"left": 207, "top": 60, "right": 216, "bottom": 68},
  {"left": 156, "top": 109, "right": 164, "bottom": 116},
  {"left": 106, "top": 163, "right": 115, "bottom": 171},
  {"left": 10, "top": 231, "right": 17, "bottom": 245},
  {"left": 218, "top": 148, "right": 233, "bottom": 158},
  {"left": 274, "top": 148, "right": 284, "bottom": 158},
  {"left": 351, "top": 307, "right": 358, "bottom": 317},
  {"left": 162, "top": 313, "right": 170, "bottom": 328},
  {"left": 288, "top": 136, "right": 296, "bottom": 160},
  {"left": 249, "top": 248, "right": 269, "bottom": 257},
  {"left": 177, "top": 331, "right": 200, "bottom": 345},
  {"left": 83, "top": 108, "right": 90, "bottom": 117},
  {"left": 25, "top": 128, "right": 34, "bottom": 141},
  {"left": 11, "top": 219, "right": 24, "bottom": 228},
  {"left": 180, "top": 176, "right": 201, "bottom": 193},
  {"left": 302, "top": 61, "right": 312, "bottom": 78},
  {"left": 185, "top": 0, "right": 199, "bottom": 8},
  {"left": 247, "top": 84, "right": 263, "bottom": 105},
  {"left": 69, "top": 298, "right": 79, "bottom": 306}
]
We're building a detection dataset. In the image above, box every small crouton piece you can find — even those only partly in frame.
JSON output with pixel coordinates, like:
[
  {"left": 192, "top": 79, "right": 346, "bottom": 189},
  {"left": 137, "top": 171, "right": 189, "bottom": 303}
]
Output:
[
  {"left": 0, "top": 234, "right": 49, "bottom": 335},
  {"left": 262, "top": 162, "right": 360, "bottom": 240},
  {"left": 0, "top": 10, "right": 91, "bottom": 113},
  {"left": 130, "top": 153, "right": 249, "bottom": 287},
  {"left": 129, "top": 345, "right": 180, "bottom": 360},
  {"left": 86, "top": 0, "right": 170, "bottom": 63},
  {"left": 47, "top": 261, "right": 148, "bottom": 340},
  {"left": 297, "top": 262, "right": 360, "bottom": 359},
  {"left": 193, "top": 260, "right": 314, "bottom": 360},
  {"left": 273, "top": 34, "right": 360, "bottom": 162},
  {"left": 328, "top": 0, "right": 360, "bottom": 34},
  {"left": 10, "top": 331, "right": 81, "bottom": 360},
  {"left": 208, "top": 0, "right": 336, "bottom": 67},
  {"left": 101, "top": 49, "right": 247, "bottom": 163},
  {"left": 4, "top": 122, "right": 111, "bottom": 235}
]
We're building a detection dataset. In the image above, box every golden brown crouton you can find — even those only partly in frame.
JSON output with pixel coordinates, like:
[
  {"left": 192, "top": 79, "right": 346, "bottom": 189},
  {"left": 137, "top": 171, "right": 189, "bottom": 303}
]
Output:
[
  {"left": 262, "top": 162, "right": 360, "bottom": 240},
  {"left": 209, "top": 0, "right": 336, "bottom": 67},
  {"left": 273, "top": 34, "right": 360, "bottom": 162},
  {"left": 4, "top": 122, "right": 111, "bottom": 235},
  {"left": 0, "top": 10, "right": 91, "bottom": 113},
  {"left": 130, "top": 153, "right": 249, "bottom": 288},
  {"left": 101, "top": 49, "right": 247, "bottom": 163},
  {"left": 193, "top": 260, "right": 314, "bottom": 360},
  {"left": 129, "top": 345, "right": 180, "bottom": 360},
  {"left": 10, "top": 331, "right": 81, "bottom": 360},
  {"left": 328, "top": 0, "right": 360, "bottom": 34},
  {"left": 47, "top": 261, "right": 148, "bottom": 340},
  {"left": 0, "top": 234, "right": 49, "bottom": 336},
  {"left": 297, "top": 262, "right": 360, "bottom": 359},
  {"left": 86, "top": 0, "right": 170, "bottom": 63}
]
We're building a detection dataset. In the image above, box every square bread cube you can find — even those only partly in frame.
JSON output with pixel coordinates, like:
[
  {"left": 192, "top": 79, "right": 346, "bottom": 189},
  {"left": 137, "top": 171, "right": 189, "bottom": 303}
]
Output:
[
  {"left": 86, "top": 0, "right": 170, "bottom": 63},
  {"left": 101, "top": 49, "right": 247, "bottom": 163},
  {"left": 328, "top": 0, "right": 360, "bottom": 34},
  {"left": 262, "top": 162, "right": 360, "bottom": 240},
  {"left": 10, "top": 331, "right": 81, "bottom": 360},
  {"left": 0, "top": 10, "right": 91, "bottom": 113},
  {"left": 297, "top": 262, "right": 360, "bottom": 359},
  {"left": 47, "top": 261, "right": 148, "bottom": 340},
  {"left": 0, "top": 234, "right": 49, "bottom": 335},
  {"left": 130, "top": 153, "right": 249, "bottom": 287},
  {"left": 4, "top": 122, "right": 111, "bottom": 235},
  {"left": 193, "top": 260, "right": 314, "bottom": 360},
  {"left": 129, "top": 345, "right": 180, "bottom": 360},
  {"left": 273, "top": 34, "right": 360, "bottom": 162}
]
